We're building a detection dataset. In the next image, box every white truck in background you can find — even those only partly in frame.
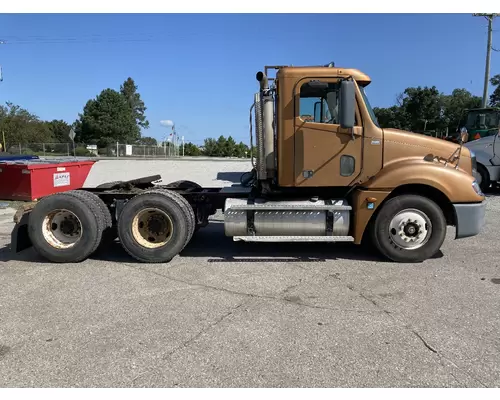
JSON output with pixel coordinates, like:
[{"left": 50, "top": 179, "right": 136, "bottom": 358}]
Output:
[{"left": 465, "top": 128, "right": 500, "bottom": 192}]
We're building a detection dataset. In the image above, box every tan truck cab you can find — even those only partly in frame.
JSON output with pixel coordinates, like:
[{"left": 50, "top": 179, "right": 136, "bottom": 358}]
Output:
[{"left": 233, "top": 63, "right": 486, "bottom": 262}]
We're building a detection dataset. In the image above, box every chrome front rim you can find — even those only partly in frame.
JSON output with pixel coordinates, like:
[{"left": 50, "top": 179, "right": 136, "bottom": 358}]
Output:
[
  {"left": 388, "top": 208, "right": 432, "bottom": 250},
  {"left": 131, "top": 208, "right": 173, "bottom": 249},
  {"left": 42, "top": 209, "right": 83, "bottom": 249}
]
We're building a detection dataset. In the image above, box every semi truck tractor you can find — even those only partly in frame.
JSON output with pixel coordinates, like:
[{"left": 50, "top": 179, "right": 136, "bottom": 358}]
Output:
[
  {"left": 10, "top": 63, "right": 486, "bottom": 264},
  {"left": 459, "top": 107, "right": 500, "bottom": 142}
]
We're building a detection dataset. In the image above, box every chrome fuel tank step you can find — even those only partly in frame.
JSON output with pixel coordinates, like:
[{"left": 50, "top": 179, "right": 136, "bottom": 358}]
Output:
[
  {"left": 233, "top": 235, "right": 355, "bottom": 242},
  {"left": 223, "top": 197, "right": 351, "bottom": 237}
]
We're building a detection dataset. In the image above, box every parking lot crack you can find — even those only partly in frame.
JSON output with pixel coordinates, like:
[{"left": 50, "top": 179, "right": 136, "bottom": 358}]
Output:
[
  {"left": 123, "top": 263, "right": 379, "bottom": 314},
  {"left": 411, "top": 329, "right": 437, "bottom": 353},
  {"left": 162, "top": 302, "right": 245, "bottom": 360},
  {"left": 328, "top": 275, "right": 488, "bottom": 387}
]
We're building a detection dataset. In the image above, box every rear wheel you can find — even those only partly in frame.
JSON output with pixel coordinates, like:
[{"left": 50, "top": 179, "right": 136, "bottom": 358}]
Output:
[
  {"left": 370, "top": 194, "right": 447, "bottom": 263},
  {"left": 117, "top": 189, "right": 194, "bottom": 263},
  {"left": 28, "top": 191, "right": 105, "bottom": 263}
]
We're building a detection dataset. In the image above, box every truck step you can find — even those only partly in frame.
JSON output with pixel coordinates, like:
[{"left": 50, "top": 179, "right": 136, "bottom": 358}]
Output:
[
  {"left": 228, "top": 204, "right": 352, "bottom": 211},
  {"left": 233, "top": 235, "right": 355, "bottom": 243}
]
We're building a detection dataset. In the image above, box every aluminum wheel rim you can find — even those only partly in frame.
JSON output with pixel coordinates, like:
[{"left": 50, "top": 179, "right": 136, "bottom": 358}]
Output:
[
  {"left": 388, "top": 208, "right": 432, "bottom": 250},
  {"left": 131, "top": 208, "right": 173, "bottom": 249},
  {"left": 42, "top": 209, "right": 83, "bottom": 249}
]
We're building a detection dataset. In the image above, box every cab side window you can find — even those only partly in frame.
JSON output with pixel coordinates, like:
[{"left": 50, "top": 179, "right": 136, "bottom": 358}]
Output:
[{"left": 298, "top": 80, "right": 359, "bottom": 126}]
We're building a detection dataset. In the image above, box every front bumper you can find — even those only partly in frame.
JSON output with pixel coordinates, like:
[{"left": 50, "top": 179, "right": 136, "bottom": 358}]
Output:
[{"left": 453, "top": 201, "right": 486, "bottom": 239}]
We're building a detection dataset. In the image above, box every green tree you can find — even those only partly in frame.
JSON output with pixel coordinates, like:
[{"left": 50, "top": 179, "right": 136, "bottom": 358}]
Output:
[
  {"left": 75, "top": 88, "right": 139, "bottom": 147},
  {"left": 203, "top": 138, "right": 218, "bottom": 156},
  {"left": 373, "top": 86, "right": 482, "bottom": 135},
  {"left": 137, "top": 136, "right": 157, "bottom": 146},
  {"left": 46, "top": 119, "right": 71, "bottom": 143},
  {"left": 373, "top": 105, "right": 409, "bottom": 130},
  {"left": 235, "top": 141, "right": 249, "bottom": 158},
  {"left": 120, "top": 77, "right": 150, "bottom": 129},
  {"left": 184, "top": 142, "right": 201, "bottom": 156},
  {"left": 215, "top": 135, "right": 227, "bottom": 157},
  {"left": 223, "top": 135, "right": 237, "bottom": 157},
  {"left": 399, "top": 86, "right": 446, "bottom": 132},
  {"left": 442, "top": 89, "right": 482, "bottom": 132},
  {"left": 489, "top": 74, "right": 500, "bottom": 107},
  {"left": 0, "top": 102, "right": 54, "bottom": 149}
]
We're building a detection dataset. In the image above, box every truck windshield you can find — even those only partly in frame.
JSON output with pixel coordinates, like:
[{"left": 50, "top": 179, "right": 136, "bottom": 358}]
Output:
[
  {"left": 465, "top": 109, "right": 499, "bottom": 131},
  {"left": 359, "top": 85, "right": 380, "bottom": 128}
]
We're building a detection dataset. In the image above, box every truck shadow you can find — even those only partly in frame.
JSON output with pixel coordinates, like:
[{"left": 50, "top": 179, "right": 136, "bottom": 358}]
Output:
[
  {"left": 177, "top": 221, "right": 384, "bottom": 263},
  {"left": 94, "top": 221, "right": 442, "bottom": 264},
  {"left": 0, "top": 220, "right": 443, "bottom": 265},
  {"left": 485, "top": 185, "right": 500, "bottom": 197}
]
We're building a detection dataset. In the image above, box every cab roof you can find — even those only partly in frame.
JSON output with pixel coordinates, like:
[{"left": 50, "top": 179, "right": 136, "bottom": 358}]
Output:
[{"left": 277, "top": 65, "right": 372, "bottom": 86}]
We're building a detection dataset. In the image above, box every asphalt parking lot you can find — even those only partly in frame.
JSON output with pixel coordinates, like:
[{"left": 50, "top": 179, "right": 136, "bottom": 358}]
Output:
[{"left": 0, "top": 159, "right": 499, "bottom": 387}]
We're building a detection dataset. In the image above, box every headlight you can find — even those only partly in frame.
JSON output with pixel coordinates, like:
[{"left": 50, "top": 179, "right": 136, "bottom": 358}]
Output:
[{"left": 472, "top": 179, "right": 483, "bottom": 196}]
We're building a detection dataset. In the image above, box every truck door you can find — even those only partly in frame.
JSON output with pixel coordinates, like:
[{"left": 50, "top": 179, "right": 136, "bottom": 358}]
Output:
[{"left": 294, "top": 77, "right": 363, "bottom": 187}]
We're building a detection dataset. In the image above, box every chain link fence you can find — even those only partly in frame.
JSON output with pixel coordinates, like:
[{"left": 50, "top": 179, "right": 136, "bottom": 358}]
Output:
[
  {"left": 4, "top": 142, "right": 184, "bottom": 158},
  {"left": 114, "top": 143, "right": 181, "bottom": 158},
  {"left": 5, "top": 143, "right": 72, "bottom": 156}
]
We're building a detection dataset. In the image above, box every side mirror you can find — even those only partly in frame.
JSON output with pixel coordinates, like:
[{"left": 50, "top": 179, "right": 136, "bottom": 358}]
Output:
[
  {"left": 339, "top": 80, "right": 356, "bottom": 129},
  {"left": 313, "top": 101, "right": 321, "bottom": 122},
  {"left": 460, "top": 127, "right": 468, "bottom": 143}
]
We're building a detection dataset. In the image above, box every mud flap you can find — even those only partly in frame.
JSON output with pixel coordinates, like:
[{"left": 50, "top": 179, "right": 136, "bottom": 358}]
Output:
[{"left": 11, "top": 212, "right": 32, "bottom": 253}]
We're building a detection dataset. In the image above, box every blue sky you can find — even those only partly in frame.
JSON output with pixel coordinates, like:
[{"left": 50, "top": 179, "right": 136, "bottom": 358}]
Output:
[{"left": 0, "top": 13, "right": 498, "bottom": 145}]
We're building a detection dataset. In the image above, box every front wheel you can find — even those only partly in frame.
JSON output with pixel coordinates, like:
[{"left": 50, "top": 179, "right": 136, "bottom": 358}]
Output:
[
  {"left": 370, "top": 194, "right": 447, "bottom": 263},
  {"left": 476, "top": 164, "right": 490, "bottom": 193}
]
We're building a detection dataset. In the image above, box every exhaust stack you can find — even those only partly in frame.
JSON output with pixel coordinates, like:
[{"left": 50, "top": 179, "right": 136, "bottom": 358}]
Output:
[{"left": 255, "top": 71, "right": 275, "bottom": 180}]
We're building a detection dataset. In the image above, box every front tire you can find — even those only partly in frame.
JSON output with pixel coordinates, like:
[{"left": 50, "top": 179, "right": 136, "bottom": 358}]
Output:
[
  {"left": 370, "top": 194, "right": 447, "bottom": 263},
  {"left": 476, "top": 164, "right": 490, "bottom": 193}
]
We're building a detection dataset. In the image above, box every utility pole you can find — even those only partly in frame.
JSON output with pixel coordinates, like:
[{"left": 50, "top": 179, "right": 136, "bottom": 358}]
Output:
[
  {"left": 0, "top": 40, "right": 5, "bottom": 83},
  {"left": 473, "top": 13, "right": 500, "bottom": 108}
]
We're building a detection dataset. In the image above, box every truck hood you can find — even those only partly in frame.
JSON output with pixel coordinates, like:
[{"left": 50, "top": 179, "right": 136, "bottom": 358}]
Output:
[
  {"left": 383, "top": 128, "right": 472, "bottom": 174},
  {"left": 383, "top": 127, "right": 470, "bottom": 160}
]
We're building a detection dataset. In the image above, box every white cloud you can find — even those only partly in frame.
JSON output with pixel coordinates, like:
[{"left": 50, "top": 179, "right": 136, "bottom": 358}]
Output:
[{"left": 160, "top": 119, "right": 174, "bottom": 127}]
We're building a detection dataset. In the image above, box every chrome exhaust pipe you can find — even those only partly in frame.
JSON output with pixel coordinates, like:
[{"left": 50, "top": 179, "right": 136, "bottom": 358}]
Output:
[{"left": 255, "top": 71, "right": 275, "bottom": 179}]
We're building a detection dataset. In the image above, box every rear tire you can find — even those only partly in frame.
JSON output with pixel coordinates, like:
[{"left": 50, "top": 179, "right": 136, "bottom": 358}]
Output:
[
  {"left": 28, "top": 191, "right": 105, "bottom": 263},
  {"left": 75, "top": 190, "right": 116, "bottom": 247},
  {"left": 163, "top": 181, "right": 204, "bottom": 232},
  {"left": 163, "top": 180, "right": 201, "bottom": 190},
  {"left": 96, "top": 181, "right": 123, "bottom": 190},
  {"left": 117, "top": 189, "right": 193, "bottom": 263},
  {"left": 370, "top": 194, "right": 447, "bottom": 263}
]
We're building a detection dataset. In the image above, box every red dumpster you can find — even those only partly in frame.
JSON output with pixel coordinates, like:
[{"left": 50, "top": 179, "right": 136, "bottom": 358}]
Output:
[{"left": 0, "top": 159, "right": 97, "bottom": 201}]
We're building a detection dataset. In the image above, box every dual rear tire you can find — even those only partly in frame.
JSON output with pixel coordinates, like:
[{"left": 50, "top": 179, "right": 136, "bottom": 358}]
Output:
[{"left": 28, "top": 188, "right": 195, "bottom": 264}]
